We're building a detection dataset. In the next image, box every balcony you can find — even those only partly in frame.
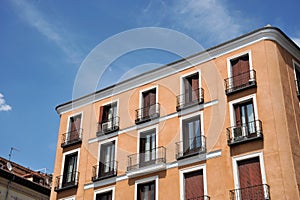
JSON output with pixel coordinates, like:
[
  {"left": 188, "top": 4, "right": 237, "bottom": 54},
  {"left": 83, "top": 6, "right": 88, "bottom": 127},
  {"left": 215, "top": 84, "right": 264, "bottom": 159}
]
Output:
[
  {"left": 229, "top": 184, "right": 270, "bottom": 200},
  {"left": 54, "top": 171, "right": 79, "bottom": 192},
  {"left": 135, "top": 103, "right": 160, "bottom": 124},
  {"left": 96, "top": 116, "right": 119, "bottom": 136},
  {"left": 61, "top": 129, "right": 83, "bottom": 148},
  {"left": 227, "top": 120, "right": 263, "bottom": 146},
  {"left": 176, "top": 135, "right": 206, "bottom": 160},
  {"left": 92, "top": 161, "right": 118, "bottom": 182},
  {"left": 126, "top": 146, "right": 166, "bottom": 178},
  {"left": 176, "top": 88, "right": 204, "bottom": 111},
  {"left": 187, "top": 195, "right": 210, "bottom": 200},
  {"left": 225, "top": 70, "right": 256, "bottom": 95}
]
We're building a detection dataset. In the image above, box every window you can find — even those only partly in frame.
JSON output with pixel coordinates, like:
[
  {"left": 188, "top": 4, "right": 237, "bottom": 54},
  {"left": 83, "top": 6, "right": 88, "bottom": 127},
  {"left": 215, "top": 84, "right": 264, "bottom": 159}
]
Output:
[
  {"left": 62, "top": 152, "right": 78, "bottom": 187},
  {"left": 184, "top": 170, "right": 204, "bottom": 200},
  {"left": 140, "top": 129, "right": 156, "bottom": 166},
  {"left": 142, "top": 88, "right": 157, "bottom": 118},
  {"left": 98, "top": 102, "right": 118, "bottom": 134},
  {"left": 294, "top": 61, "right": 300, "bottom": 96},
  {"left": 137, "top": 181, "right": 155, "bottom": 200},
  {"left": 183, "top": 73, "right": 199, "bottom": 104},
  {"left": 96, "top": 191, "right": 112, "bottom": 200},
  {"left": 98, "top": 141, "right": 116, "bottom": 178},
  {"left": 182, "top": 115, "right": 202, "bottom": 156},
  {"left": 67, "top": 114, "right": 82, "bottom": 142},
  {"left": 233, "top": 100, "right": 255, "bottom": 137}
]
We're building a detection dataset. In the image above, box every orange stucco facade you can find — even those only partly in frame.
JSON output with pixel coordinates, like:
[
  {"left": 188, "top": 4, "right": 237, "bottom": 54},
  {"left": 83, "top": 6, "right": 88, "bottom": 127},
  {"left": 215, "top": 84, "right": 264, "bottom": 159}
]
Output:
[{"left": 50, "top": 27, "right": 300, "bottom": 200}]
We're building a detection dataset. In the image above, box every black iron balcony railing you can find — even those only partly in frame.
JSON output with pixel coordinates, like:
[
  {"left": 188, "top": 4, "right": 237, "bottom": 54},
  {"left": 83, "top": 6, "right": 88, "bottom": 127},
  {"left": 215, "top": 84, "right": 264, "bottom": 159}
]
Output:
[
  {"left": 97, "top": 116, "right": 120, "bottom": 136},
  {"left": 229, "top": 184, "right": 270, "bottom": 200},
  {"left": 127, "top": 146, "right": 166, "bottom": 171},
  {"left": 187, "top": 195, "right": 210, "bottom": 200},
  {"left": 54, "top": 171, "right": 79, "bottom": 192},
  {"left": 176, "top": 135, "right": 206, "bottom": 159},
  {"left": 224, "top": 70, "right": 256, "bottom": 95},
  {"left": 227, "top": 120, "right": 263, "bottom": 146},
  {"left": 176, "top": 88, "right": 204, "bottom": 111},
  {"left": 135, "top": 103, "right": 160, "bottom": 124},
  {"left": 92, "top": 160, "right": 118, "bottom": 181},
  {"left": 61, "top": 129, "right": 83, "bottom": 147}
]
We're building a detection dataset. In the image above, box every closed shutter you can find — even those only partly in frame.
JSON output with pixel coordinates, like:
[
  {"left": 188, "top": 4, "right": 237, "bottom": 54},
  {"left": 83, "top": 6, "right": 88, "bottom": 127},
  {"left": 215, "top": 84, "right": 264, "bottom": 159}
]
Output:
[
  {"left": 143, "top": 91, "right": 150, "bottom": 118},
  {"left": 70, "top": 115, "right": 81, "bottom": 141},
  {"left": 238, "top": 157, "right": 263, "bottom": 199},
  {"left": 231, "top": 54, "right": 250, "bottom": 87},
  {"left": 191, "top": 74, "right": 199, "bottom": 101},
  {"left": 184, "top": 170, "right": 204, "bottom": 200}
]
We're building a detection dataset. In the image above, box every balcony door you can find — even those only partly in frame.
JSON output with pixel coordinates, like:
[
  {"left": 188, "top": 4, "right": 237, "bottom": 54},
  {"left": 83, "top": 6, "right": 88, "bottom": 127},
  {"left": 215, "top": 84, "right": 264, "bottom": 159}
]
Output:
[
  {"left": 231, "top": 54, "right": 250, "bottom": 88},
  {"left": 99, "top": 103, "right": 117, "bottom": 131},
  {"left": 96, "top": 191, "right": 112, "bottom": 200},
  {"left": 234, "top": 100, "right": 255, "bottom": 138},
  {"left": 182, "top": 116, "right": 201, "bottom": 156},
  {"left": 184, "top": 73, "right": 199, "bottom": 104},
  {"left": 99, "top": 141, "right": 115, "bottom": 177},
  {"left": 137, "top": 181, "right": 155, "bottom": 200},
  {"left": 62, "top": 152, "right": 78, "bottom": 187},
  {"left": 142, "top": 88, "right": 156, "bottom": 119},
  {"left": 184, "top": 170, "right": 204, "bottom": 200},
  {"left": 140, "top": 129, "right": 156, "bottom": 167},
  {"left": 237, "top": 157, "right": 264, "bottom": 199},
  {"left": 68, "top": 114, "right": 81, "bottom": 142}
]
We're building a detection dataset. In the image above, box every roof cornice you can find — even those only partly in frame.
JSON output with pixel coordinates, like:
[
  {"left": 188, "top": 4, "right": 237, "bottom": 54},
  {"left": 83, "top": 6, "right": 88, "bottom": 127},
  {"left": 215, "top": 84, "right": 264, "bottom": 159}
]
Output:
[{"left": 56, "top": 27, "right": 300, "bottom": 115}]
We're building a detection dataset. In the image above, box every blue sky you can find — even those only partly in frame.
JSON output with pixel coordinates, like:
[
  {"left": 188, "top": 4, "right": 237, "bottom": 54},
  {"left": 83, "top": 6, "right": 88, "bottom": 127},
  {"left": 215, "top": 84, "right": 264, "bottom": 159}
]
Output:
[{"left": 0, "top": 0, "right": 299, "bottom": 173}]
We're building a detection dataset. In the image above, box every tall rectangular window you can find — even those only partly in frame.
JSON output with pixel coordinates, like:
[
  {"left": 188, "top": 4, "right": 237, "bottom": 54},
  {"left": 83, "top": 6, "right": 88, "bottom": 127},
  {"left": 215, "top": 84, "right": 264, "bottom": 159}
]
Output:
[
  {"left": 96, "top": 191, "right": 112, "bottom": 200},
  {"left": 142, "top": 88, "right": 156, "bottom": 118},
  {"left": 137, "top": 181, "right": 155, "bottom": 200},
  {"left": 62, "top": 152, "right": 78, "bottom": 187},
  {"left": 231, "top": 54, "right": 250, "bottom": 87},
  {"left": 184, "top": 170, "right": 204, "bottom": 200},
  {"left": 99, "top": 102, "right": 118, "bottom": 132},
  {"left": 294, "top": 63, "right": 300, "bottom": 96},
  {"left": 182, "top": 115, "right": 201, "bottom": 156},
  {"left": 99, "top": 141, "right": 115, "bottom": 177},
  {"left": 140, "top": 129, "right": 156, "bottom": 166},
  {"left": 233, "top": 100, "right": 255, "bottom": 137},
  {"left": 183, "top": 73, "right": 199, "bottom": 104},
  {"left": 68, "top": 114, "right": 82, "bottom": 141}
]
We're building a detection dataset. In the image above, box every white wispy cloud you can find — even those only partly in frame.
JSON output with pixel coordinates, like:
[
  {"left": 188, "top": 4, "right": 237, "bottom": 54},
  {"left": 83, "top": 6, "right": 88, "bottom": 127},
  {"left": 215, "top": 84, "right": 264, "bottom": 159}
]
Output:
[
  {"left": 0, "top": 93, "right": 12, "bottom": 112},
  {"left": 10, "top": 0, "right": 83, "bottom": 64}
]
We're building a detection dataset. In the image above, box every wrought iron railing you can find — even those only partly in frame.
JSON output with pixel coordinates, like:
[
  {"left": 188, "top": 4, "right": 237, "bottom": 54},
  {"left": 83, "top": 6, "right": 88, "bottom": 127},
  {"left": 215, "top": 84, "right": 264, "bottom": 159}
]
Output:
[
  {"left": 97, "top": 116, "right": 119, "bottom": 136},
  {"left": 176, "top": 88, "right": 204, "bottom": 111},
  {"left": 127, "top": 146, "right": 166, "bottom": 171},
  {"left": 61, "top": 129, "right": 83, "bottom": 147},
  {"left": 54, "top": 171, "right": 79, "bottom": 191},
  {"left": 224, "top": 70, "right": 256, "bottom": 94},
  {"left": 229, "top": 184, "right": 270, "bottom": 200},
  {"left": 227, "top": 120, "right": 263, "bottom": 145},
  {"left": 92, "top": 160, "right": 118, "bottom": 181},
  {"left": 187, "top": 195, "right": 210, "bottom": 200},
  {"left": 135, "top": 103, "right": 160, "bottom": 124},
  {"left": 176, "top": 135, "right": 206, "bottom": 159}
]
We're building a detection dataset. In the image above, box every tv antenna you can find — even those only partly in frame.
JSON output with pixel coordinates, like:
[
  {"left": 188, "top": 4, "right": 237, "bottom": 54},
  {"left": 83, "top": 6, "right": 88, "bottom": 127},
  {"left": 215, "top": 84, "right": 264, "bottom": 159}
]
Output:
[{"left": 8, "top": 147, "right": 19, "bottom": 161}]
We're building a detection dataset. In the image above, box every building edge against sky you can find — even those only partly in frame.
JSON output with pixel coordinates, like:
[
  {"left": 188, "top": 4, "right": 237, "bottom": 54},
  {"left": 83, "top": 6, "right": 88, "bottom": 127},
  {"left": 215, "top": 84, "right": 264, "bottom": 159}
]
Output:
[{"left": 51, "top": 26, "right": 300, "bottom": 199}]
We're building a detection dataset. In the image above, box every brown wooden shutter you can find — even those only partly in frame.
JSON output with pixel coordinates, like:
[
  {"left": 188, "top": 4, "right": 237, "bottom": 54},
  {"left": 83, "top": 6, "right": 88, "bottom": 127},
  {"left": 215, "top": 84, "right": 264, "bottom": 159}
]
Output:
[
  {"left": 191, "top": 75, "right": 199, "bottom": 101},
  {"left": 234, "top": 105, "right": 241, "bottom": 126},
  {"left": 99, "top": 106, "right": 104, "bottom": 124},
  {"left": 143, "top": 92, "right": 150, "bottom": 118},
  {"left": 231, "top": 55, "right": 250, "bottom": 87},
  {"left": 184, "top": 170, "right": 204, "bottom": 199}
]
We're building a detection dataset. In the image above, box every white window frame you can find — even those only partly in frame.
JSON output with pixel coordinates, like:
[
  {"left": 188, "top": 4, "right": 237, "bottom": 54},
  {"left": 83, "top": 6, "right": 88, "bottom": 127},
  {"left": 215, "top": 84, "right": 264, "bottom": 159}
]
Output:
[
  {"left": 134, "top": 175, "right": 159, "bottom": 200},
  {"left": 137, "top": 124, "right": 158, "bottom": 165},
  {"left": 179, "top": 164, "right": 208, "bottom": 200},
  {"left": 100, "top": 99, "right": 119, "bottom": 118},
  {"left": 293, "top": 59, "right": 300, "bottom": 94},
  {"left": 179, "top": 70, "right": 202, "bottom": 101},
  {"left": 97, "top": 137, "right": 118, "bottom": 168},
  {"left": 227, "top": 50, "right": 253, "bottom": 79},
  {"left": 232, "top": 152, "right": 267, "bottom": 192},
  {"left": 60, "top": 148, "right": 80, "bottom": 187},
  {"left": 94, "top": 185, "right": 115, "bottom": 200},
  {"left": 66, "top": 112, "right": 83, "bottom": 140},
  {"left": 179, "top": 111, "right": 204, "bottom": 150},
  {"left": 59, "top": 196, "right": 76, "bottom": 200},
  {"left": 139, "top": 85, "right": 158, "bottom": 111}
]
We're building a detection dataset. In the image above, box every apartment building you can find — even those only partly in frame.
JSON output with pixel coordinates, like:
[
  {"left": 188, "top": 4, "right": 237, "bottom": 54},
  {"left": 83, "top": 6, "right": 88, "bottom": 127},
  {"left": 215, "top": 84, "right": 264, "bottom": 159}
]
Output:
[
  {"left": 50, "top": 26, "right": 300, "bottom": 200},
  {"left": 0, "top": 156, "right": 51, "bottom": 199}
]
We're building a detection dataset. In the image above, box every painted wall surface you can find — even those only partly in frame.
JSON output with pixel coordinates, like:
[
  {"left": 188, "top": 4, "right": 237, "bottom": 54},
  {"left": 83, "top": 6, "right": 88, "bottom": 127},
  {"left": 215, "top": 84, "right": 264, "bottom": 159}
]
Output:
[{"left": 51, "top": 38, "right": 300, "bottom": 200}]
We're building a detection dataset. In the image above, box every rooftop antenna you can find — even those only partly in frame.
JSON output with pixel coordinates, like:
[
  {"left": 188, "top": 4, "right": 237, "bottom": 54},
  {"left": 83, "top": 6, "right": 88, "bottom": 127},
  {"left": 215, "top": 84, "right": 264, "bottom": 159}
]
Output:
[{"left": 8, "top": 147, "right": 19, "bottom": 161}]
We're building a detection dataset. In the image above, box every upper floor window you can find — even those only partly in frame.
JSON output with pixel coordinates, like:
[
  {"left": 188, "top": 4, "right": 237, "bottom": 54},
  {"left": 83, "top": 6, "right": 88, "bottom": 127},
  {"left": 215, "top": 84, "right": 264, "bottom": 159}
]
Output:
[
  {"left": 225, "top": 53, "right": 256, "bottom": 95},
  {"left": 293, "top": 61, "right": 300, "bottom": 97},
  {"left": 61, "top": 114, "right": 82, "bottom": 147},
  {"left": 98, "top": 102, "right": 119, "bottom": 135},
  {"left": 140, "top": 129, "right": 156, "bottom": 166},
  {"left": 135, "top": 87, "right": 160, "bottom": 124},
  {"left": 137, "top": 181, "right": 155, "bottom": 200}
]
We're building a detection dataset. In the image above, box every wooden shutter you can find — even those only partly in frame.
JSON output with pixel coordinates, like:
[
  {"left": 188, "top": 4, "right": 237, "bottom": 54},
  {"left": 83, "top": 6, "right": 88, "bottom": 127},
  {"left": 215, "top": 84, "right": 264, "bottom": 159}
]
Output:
[
  {"left": 143, "top": 91, "right": 150, "bottom": 118},
  {"left": 231, "top": 55, "right": 250, "bottom": 87},
  {"left": 99, "top": 106, "right": 104, "bottom": 124},
  {"left": 191, "top": 74, "right": 199, "bottom": 101},
  {"left": 238, "top": 157, "right": 263, "bottom": 199},
  {"left": 70, "top": 115, "right": 81, "bottom": 141},
  {"left": 184, "top": 170, "right": 204, "bottom": 199},
  {"left": 234, "top": 105, "right": 241, "bottom": 126},
  {"left": 184, "top": 78, "right": 190, "bottom": 104}
]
